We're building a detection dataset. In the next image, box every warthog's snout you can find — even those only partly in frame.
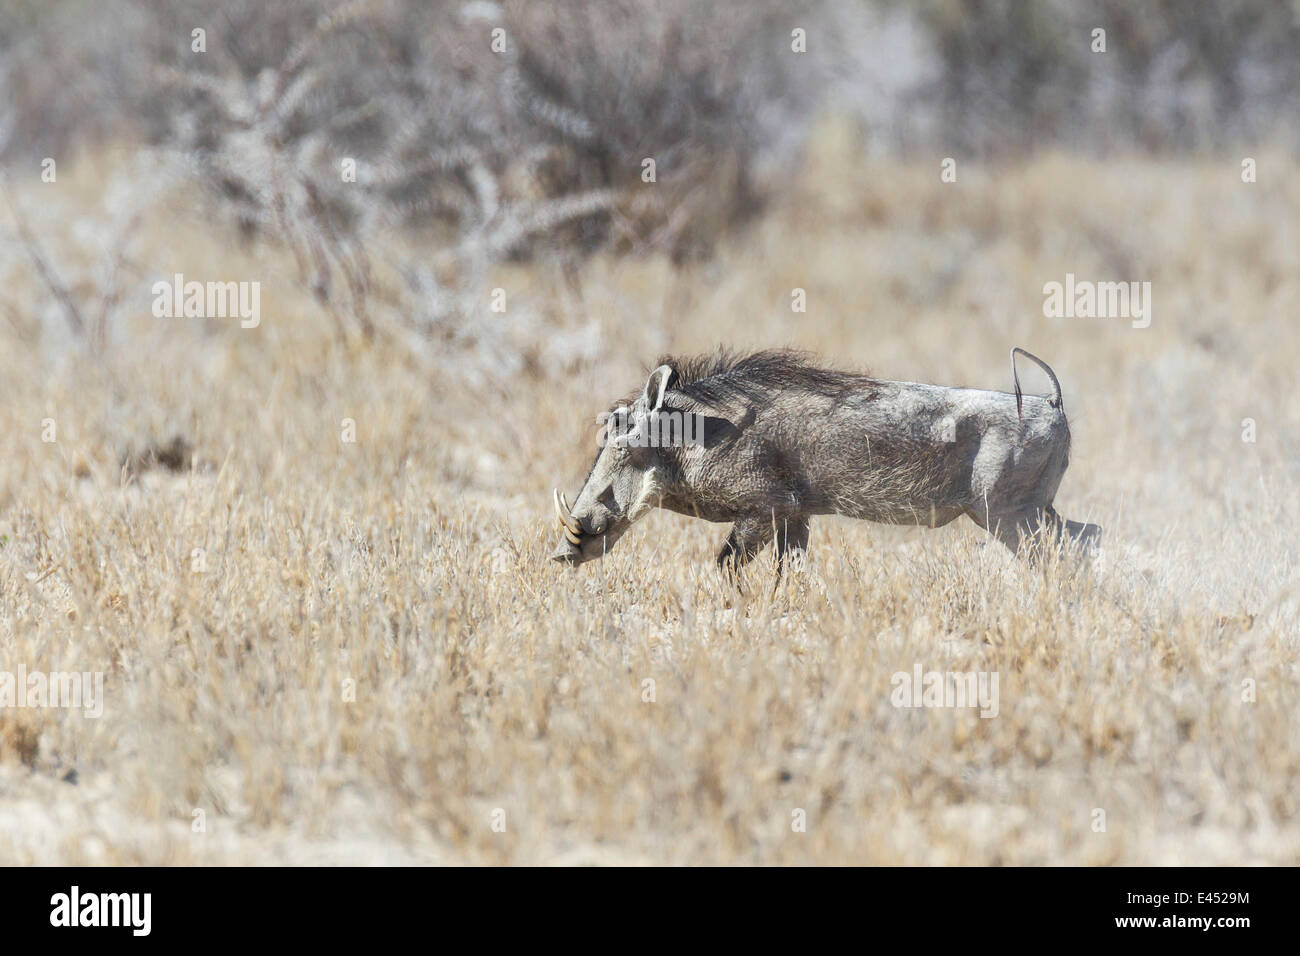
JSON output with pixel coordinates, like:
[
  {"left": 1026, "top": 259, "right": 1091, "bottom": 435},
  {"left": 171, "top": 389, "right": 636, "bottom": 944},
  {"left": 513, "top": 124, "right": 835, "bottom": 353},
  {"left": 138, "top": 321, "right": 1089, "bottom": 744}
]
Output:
[
  {"left": 551, "top": 487, "right": 626, "bottom": 565},
  {"left": 553, "top": 489, "right": 583, "bottom": 543},
  {"left": 550, "top": 537, "right": 581, "bottom": 564},
  {"left": 551, "top": 489, "right": 585, "bottom": 563}
]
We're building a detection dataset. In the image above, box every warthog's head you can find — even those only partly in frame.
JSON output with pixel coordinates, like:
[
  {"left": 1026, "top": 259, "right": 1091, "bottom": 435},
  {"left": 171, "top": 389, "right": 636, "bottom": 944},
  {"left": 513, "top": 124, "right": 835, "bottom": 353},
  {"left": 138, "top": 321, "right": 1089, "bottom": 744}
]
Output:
[{"left": 551, "top": 365, "right": 681, "bottom": 566}]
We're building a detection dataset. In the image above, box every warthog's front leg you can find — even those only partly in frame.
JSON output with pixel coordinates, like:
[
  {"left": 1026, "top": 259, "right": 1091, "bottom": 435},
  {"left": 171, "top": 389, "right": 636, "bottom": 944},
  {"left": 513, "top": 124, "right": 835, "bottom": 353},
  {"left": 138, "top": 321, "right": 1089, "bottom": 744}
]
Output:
[
  {"left": 774, "top": 515, "right": 810, "bottom": 578},
  {"left": 716, "top": 516, "right": 774, "bottom": 582},
  {"left": 717, "top": 514, "right": 810, "bottom": 583}
]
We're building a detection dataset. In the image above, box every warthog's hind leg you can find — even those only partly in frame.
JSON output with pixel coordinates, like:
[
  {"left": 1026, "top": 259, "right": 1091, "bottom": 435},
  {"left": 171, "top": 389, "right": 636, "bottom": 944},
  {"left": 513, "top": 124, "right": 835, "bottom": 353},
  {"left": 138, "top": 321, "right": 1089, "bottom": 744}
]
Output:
[
  {"left": 968, "top": 505, "right": 1102, "bottom": 557},
  {"left": 1044, "top": 507, "right": 1102, "bottom": 552},
  {"left": 967, "top": 505, "right": 1046, "bottom": 554}
]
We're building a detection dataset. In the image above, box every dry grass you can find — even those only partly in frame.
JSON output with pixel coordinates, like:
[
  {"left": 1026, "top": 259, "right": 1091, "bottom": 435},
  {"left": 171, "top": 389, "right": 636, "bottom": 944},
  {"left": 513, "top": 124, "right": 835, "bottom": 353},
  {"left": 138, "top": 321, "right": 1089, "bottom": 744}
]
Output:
[{"left": 1, "top": 124, "right": 1297, "bottom": 864}]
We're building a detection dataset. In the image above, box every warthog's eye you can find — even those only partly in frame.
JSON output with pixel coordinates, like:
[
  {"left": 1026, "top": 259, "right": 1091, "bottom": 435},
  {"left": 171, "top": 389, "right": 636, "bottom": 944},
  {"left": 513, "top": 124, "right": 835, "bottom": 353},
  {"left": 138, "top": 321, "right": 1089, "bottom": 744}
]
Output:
[
  {"left": 611, "top": 410, "right": 640, "bottom": 448},
  {"left": 606, "top": 407, "right": 632, "bottom": 445}
]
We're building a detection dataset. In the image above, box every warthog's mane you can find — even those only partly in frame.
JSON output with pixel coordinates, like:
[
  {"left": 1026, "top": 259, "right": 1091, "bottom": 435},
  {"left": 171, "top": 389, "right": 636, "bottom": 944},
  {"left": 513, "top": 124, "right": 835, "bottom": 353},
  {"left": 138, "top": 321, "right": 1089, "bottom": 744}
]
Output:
[{"left": 640, "top": 348, "right": 880, "bottom": 409}]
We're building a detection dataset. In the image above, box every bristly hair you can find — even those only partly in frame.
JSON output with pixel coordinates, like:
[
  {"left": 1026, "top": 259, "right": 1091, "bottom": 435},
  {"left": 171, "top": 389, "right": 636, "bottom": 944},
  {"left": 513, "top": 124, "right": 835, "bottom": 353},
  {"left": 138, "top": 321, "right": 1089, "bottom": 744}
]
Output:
[{"left": 648, "top": 348, "right": 879, "bottom": 407}]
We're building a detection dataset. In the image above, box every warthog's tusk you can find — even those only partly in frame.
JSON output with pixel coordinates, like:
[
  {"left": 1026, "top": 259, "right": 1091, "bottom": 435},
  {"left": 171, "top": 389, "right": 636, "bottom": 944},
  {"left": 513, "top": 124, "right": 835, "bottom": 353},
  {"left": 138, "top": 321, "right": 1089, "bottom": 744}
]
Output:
[
  {"left": 563, "top": 527, "right": 582, "bottom": 546},
  {"left": 553, "top": 489, "right": 582, "bottom": 536}
]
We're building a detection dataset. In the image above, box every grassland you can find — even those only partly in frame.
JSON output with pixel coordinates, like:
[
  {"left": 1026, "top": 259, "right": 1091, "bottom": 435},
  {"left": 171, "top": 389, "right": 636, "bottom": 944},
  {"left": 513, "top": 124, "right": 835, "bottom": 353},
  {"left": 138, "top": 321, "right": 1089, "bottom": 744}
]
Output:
[{"left": 0, "top": 128, "right": 1297, "bottom": 863}]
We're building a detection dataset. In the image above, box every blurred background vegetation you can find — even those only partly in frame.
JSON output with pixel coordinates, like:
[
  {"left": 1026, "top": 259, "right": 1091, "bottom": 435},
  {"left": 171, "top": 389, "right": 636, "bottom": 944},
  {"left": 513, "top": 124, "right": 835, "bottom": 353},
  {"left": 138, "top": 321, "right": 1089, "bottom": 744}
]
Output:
[
  {"left": 2, "top": 0, "right": 1297, "bottom": 293},
  {"left": 0, "top": 0, "right": 1297, "bottom": 373}
]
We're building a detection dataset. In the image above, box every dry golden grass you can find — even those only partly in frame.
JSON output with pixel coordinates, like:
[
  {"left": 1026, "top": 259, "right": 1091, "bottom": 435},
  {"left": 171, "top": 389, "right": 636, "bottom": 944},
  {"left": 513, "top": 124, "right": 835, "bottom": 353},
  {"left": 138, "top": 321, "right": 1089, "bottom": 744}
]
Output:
[{"left": 1, "top": 125, "right": 1297, "bottom": 863}]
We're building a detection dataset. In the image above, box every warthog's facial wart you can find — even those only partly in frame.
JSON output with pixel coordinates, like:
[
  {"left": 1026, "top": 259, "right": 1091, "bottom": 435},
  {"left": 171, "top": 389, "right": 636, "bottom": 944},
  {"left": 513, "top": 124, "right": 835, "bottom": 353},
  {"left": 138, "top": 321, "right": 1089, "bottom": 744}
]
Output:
[{"left": 551, "top": 366, "right": 674, "bottom": 566}]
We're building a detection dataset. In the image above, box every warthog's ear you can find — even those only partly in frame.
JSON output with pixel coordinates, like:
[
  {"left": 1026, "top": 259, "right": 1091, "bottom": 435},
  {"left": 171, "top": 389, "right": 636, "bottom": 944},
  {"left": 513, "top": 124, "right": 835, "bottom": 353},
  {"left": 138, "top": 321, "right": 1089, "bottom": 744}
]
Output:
[{"left": 642, "top": 364, "right": 677, "bottom": 411}]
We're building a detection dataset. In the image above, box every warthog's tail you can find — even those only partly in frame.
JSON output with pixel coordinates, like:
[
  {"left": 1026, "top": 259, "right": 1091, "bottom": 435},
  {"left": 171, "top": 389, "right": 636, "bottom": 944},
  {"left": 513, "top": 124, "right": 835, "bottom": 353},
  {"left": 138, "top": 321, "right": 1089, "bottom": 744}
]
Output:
[{"left": 1010, "top": 347, "right": 1063, "bottom": 422}]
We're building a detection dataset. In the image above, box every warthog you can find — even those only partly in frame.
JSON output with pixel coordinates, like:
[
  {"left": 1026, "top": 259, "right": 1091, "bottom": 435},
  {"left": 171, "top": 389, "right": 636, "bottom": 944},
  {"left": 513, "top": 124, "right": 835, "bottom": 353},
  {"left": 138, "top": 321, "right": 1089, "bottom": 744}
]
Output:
[{"left": 551, "top": 348, "right": 1100, "bottom": 576}]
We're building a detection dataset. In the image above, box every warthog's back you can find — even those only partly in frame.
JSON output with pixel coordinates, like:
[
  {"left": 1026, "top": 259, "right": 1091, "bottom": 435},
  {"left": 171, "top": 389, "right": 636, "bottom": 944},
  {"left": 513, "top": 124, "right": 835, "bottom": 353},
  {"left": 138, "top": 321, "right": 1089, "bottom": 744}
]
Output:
[{"left": 674, "top": 378, "right": 1069, "bottom": 527}]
